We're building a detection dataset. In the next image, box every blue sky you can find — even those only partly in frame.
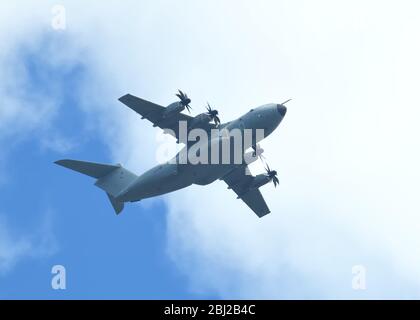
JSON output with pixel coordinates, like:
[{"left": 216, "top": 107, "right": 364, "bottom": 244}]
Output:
[
  {"left": 1, "top": 0, "right": 420, "bottom": 299},
  {"left": 0, "top": 35, "right": 200, "bottom": 299}
]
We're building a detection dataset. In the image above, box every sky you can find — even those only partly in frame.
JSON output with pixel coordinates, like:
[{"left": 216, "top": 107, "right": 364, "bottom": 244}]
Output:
[{"left": 1, "top": 0, "right": 420, "bottom": 299}]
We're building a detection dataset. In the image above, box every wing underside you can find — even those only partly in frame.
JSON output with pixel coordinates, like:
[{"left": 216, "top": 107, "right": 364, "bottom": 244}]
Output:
[
  {"left": 119, "top": 94, "right": 193, "bottom": 141},
  {"left": 222, "top": 166, "right": 271, "bottom": 218}
]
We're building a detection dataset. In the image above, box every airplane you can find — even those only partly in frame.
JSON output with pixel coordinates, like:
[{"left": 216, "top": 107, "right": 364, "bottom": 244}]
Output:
[{"left": 55, "top": 90, "right": 288, "bottom": 218}]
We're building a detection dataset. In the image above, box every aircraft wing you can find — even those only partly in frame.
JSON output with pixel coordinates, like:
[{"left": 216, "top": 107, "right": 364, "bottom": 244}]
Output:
[
  {"left": 118, "top": 94, "right": 193, "bottom": 141},
  {"left": 222, "top": 166, "right": 271, "bottom": 218}
]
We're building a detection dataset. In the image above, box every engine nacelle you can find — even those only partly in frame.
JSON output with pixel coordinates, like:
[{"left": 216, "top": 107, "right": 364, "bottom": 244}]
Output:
[
  {"left": 188, "top": 113, "right": 211, "bottom": 129},
  {"left": 163, "top": 101, "right": 185, "bottom": 118},
  {"left": 249, "top": 174, "right": 271, "bottom": 190}
]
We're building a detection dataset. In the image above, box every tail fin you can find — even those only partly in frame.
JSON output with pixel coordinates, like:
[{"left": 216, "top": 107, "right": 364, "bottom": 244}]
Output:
[
  {"left": 106, "top": 193, "right": 124, "bottom": 215},
  {"left": 55, "top": 159, "right": 137, "bottom": 215}
]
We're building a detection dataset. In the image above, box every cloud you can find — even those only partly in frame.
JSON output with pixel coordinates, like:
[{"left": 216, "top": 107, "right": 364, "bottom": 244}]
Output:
[
  {"left": 0, "top": 212, "right": 57, "bottom": 274},
  {"left": 0, "top": 220, "right": 32, "bottom": 273},
  {"left": 157, "top": 1, "right": 420, "bottom": 298},
  {"left": 1, "top": 0, "right": 420, "bottom": 297},
  {"left": 0, "top": 2, "right": 84, "bottom": 272},
  {"left": 40, "top": 133, "right": 76, "bottom": 154},
  {"left": 103, "top": 0, "right": 420, "bottom": 298},
  {"left": 59, "top": 0, "right": 420, "bottom": 298}
]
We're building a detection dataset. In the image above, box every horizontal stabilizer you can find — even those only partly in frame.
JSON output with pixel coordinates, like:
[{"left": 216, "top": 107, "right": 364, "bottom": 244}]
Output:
[
  {"left": 55, "top": 159, "right": 138, "bottom": 215},
  {"left": 55, "top": 160, "right": 120, "bottom": 179}
]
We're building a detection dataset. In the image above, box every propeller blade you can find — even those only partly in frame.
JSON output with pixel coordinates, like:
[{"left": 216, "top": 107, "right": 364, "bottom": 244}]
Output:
[
  {"left": 176, "top": 90, "right": 192, "bottom": 112},
  {"left": 206, "top": 103, "right": 221, "bottom": 125},
  {"left": 263, "top": 162, "right": 279, "bottom": 187},
  {"left": 273, "top": 176, "right": 279, "bottom": 187},
  {"left": 176, "top": 90, "right": 183, "bottom": 100}
]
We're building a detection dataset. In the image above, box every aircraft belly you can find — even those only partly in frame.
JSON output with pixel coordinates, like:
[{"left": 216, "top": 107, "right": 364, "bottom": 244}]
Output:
[
  {"left": 120, "top": 163, "right": 191, "bottom": 201},
  {"left": 150, "top": 171, "right": 192, "bottom": 197},
  {"left": 189, "top": 164, "right": 234, "bottom": 185}
]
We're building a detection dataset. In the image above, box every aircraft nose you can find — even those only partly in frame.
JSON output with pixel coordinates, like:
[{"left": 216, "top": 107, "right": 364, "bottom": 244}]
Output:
[{"left": 277, "top": 104, "right": 287, "bottom": 117}]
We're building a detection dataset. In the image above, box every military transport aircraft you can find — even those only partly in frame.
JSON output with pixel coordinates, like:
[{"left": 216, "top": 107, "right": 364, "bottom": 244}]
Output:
[{"left": 55, "top": 91, "right": 288, "bottom": 217}]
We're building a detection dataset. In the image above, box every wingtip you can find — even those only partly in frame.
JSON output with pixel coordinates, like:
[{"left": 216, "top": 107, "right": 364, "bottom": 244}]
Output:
[
  {"left": 258, "top": 210, "right": 271, "bottom": 218},
  {"left": 118, "top": 94, "right": 132, "bottom": 103},
  {"left": 54, "top": 159, "right": 76, "bottom": 169},
  {"left": 54, "top": 159, "right": 67, "bottom": 166}
]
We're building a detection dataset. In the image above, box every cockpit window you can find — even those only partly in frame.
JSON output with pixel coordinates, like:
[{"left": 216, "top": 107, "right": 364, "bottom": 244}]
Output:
[{"left": 249, "top": 109, "right": 254, "bottom": 112}]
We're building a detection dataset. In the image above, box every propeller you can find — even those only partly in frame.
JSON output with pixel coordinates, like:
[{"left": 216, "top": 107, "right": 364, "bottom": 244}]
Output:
[
  {"left": 206, "top": 103, "right": 221, "bottom": 126},
  {"left": 265, "top": 164, "right": 279, "bottom": 188},
  {"left": 176, "top": 89, "right": 192, "bottom": 113}
]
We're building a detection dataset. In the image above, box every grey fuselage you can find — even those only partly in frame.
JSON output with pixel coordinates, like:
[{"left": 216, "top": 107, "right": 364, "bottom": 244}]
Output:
[{"left": 116, "top": 103, "right": 286, "bottom": 202}]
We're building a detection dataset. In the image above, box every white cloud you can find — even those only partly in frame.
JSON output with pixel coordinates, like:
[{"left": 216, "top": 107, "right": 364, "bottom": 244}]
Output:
[
  {"left": 0, "top": 18, "right": 85, "bottom": 145},
  {"left": 158, "top": 1, "right": 420, "bottom": 298},
  {"left": 0, "top": 220, "right": 32, "bottom": 273},
  {"left": 0, "top": 1, "right": 77, "bottom": 271},
  {"left": 40, "top": 133, "right": 76, "bottom": 154},
  {"left": 0, "top": 212, "right": 57, "bottom": 274},
  {"left": 1, "top": 0, "right": 420, "bottom": 297}
]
